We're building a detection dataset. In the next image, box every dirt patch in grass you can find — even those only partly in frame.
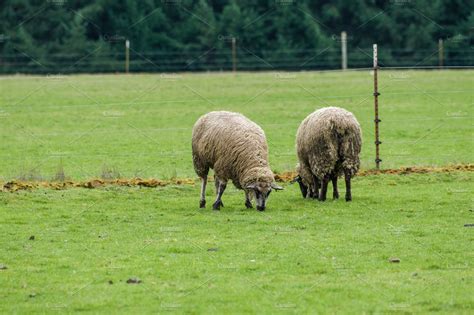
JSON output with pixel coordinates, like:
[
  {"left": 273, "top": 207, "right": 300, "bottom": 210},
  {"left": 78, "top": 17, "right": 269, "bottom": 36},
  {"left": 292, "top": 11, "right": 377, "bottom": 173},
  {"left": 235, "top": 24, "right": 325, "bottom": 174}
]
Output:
[
  {"left": 1, "top": 177, "right": 195, "bottom": 192},
  {"left": 2, "top": 164, "right": 472, "bottom": 192},
  {"left": 273, "top": 164, "right": 474, "bottom": 182}
]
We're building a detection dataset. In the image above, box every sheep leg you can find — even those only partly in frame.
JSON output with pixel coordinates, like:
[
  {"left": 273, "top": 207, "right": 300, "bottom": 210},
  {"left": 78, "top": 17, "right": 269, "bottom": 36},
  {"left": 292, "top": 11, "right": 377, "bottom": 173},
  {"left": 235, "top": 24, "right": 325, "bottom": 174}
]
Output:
[
  {"left": 305, "top": 181, "right": 313, "bottom": 198},
  {"left": 245, "top": 191, "right": 253, "bottom": 209},
  {"left": 315, "top": 177, "right": 320, "bottom": 198},
  {"left": 344, "top": 169, "right": 352, "bottom": 202},
  {"left": 199, "top": 176, "right": 207, "bottom": 208},
  {"left": 311, "top": 174, "right": 319, "bottom": 199},
  {"left": 332, "top": 175, "right": 339, "bottom": 199},
  {"left": 319, "top": 174, "right": 330, "bottom": 201},
  {"left": 213, "top": 176, "right": 225, "bottom": 208},
  {"left": 213, "top": 179, "right": 227, "bottom": 210}
]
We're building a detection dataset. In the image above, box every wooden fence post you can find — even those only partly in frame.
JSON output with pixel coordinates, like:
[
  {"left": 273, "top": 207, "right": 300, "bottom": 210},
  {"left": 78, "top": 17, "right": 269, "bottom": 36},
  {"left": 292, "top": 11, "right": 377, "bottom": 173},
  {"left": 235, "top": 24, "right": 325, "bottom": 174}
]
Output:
[
  {"left": 438, "top": 39, "right": 444, "bottom": 68},
  {"left": 125, "top": 39, "right": 130, "bottom": 73},
  {"left": 232, "top": 37, "right": 237, "bottom": 73},
  {"left": 341, "top": 31, "right": 347, "bottom": 70}
]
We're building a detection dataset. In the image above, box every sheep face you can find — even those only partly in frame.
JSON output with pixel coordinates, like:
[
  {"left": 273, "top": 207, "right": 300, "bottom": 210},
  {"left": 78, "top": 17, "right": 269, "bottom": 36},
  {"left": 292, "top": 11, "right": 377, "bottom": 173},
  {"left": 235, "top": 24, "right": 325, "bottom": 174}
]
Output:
[
  {"left": 295, "top": 164, "right": 316, "bottom": 199},
  {"left": 247, "top": 182, "right": 283, "bottom": 211},
  {"left": 292, "top": 175, "right": 308, "bottom": 198}
]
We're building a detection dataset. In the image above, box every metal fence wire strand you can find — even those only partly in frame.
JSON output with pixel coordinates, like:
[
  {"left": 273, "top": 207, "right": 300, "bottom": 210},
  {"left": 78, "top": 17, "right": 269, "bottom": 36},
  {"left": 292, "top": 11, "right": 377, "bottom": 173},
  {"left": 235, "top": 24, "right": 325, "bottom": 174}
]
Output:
[{"left": 1, "top": 46, "right": 473, "bottom": 74}]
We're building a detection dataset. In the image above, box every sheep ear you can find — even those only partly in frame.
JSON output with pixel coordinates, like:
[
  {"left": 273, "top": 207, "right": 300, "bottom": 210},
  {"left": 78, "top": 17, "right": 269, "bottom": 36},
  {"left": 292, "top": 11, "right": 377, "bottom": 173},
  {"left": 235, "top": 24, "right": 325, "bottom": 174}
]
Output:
[
  {"left": 246, "top": 183, "right": 256, "bottom": 190},
  {"left": 271, "top": 183, "right": 284, "bottom": 190},
  {"left": 289, "top": 176, "right": 301, "bottom": 184}
]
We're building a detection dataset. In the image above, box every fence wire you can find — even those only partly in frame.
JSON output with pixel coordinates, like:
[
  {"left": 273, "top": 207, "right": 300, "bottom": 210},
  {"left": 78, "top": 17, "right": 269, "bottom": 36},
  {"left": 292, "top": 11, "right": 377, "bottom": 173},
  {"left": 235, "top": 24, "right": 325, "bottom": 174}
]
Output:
[{"left": 1, "top": 47, "right": 473, "bottom": 74}]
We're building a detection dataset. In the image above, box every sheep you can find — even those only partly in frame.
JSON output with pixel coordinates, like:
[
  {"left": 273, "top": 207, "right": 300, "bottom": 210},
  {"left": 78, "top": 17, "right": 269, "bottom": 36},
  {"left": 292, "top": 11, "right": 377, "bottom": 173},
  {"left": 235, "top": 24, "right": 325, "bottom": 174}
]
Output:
[
  {"left": 192, "top": 111, "right": 282, "bottom": 211},
  {"left": 294, "top": 107, "right": 362, "bottom": 201}
]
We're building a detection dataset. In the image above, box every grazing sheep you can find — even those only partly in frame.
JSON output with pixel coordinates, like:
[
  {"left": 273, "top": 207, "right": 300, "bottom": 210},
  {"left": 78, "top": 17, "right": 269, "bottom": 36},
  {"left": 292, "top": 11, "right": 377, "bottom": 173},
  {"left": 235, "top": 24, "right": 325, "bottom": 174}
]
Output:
[
  {"left": 295, "top": 107, "right": 362, "bottom": 201},
  {"left": 192, "top": 111, "right": 282, "bottom": 211}
]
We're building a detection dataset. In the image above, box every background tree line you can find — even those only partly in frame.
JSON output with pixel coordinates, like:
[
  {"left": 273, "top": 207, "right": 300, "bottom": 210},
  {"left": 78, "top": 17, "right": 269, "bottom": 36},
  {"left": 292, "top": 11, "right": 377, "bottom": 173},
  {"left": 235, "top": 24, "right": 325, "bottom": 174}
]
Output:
[{"left": 0, "top": 0, "right": 472, "bottom": 73}]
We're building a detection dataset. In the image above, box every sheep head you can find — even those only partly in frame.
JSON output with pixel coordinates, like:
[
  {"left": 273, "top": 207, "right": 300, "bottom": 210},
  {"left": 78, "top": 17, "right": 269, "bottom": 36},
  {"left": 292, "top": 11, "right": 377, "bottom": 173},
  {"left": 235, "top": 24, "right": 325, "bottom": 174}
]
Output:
[
  {"left": 295, "top": 163, "right": 317, "bottom": 199},
  {"left": 246, "top": 181, "right": 283, "bottom": 211},
  {"left": 291, "top": 175, "right": 308, "bottom": 198}
]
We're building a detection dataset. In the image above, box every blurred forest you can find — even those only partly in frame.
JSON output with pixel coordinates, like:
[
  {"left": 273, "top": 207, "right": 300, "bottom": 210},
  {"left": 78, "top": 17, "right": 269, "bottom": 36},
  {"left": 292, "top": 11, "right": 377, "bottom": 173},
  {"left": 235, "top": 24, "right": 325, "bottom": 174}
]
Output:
[{"left": 0, "top": 0, "right": 472, "bottom": 73}]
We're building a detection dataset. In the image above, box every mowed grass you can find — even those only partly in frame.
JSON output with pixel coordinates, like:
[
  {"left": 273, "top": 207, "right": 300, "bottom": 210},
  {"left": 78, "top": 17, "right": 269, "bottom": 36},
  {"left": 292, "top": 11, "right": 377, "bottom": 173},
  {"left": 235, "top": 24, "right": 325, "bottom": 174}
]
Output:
[
  {"left": 1, "top": 172, "right": 473, "bottom": 313},
  {"left": 0, "top": 70, "right": 472, "bottom": 180},
  {"left": 0, "top": 71, "right": 473, "bottom": 313}
]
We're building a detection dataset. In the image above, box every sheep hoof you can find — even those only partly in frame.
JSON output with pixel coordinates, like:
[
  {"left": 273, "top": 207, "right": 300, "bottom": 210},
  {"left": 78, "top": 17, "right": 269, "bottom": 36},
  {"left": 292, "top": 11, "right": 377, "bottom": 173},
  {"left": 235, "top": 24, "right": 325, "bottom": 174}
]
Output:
[
  {"left": 245, "top": 200, "right": 253, "bottom": 209},
  {"left": 333, "top": 193, "right": 339, "bottom": 200},
  {"left": 199, "top": 200, "right": 206, "bottom": 208},
  {"left": 213, "top": 200, "right": 223, "bottom": 210},
  {"left": 345, "top": 196, "right": 352, "bottom": 202}
]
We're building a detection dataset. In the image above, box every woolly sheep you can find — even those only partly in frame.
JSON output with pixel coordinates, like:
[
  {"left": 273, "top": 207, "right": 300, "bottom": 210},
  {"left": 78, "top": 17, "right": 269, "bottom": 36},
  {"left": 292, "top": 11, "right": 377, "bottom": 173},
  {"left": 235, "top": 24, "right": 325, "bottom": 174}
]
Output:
[
  {"left": 192, "top": 111, "right": 282, "bottom": 211},
  {"left": 294, "top": 107, "right": 362, "bottom": 201}
]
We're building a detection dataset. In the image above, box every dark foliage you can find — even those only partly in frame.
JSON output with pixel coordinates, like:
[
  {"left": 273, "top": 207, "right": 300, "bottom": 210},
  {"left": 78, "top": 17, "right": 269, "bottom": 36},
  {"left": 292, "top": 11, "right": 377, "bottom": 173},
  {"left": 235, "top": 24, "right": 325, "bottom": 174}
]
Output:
[{"left": 0, "top": 0, "right": 472, "bottom": 73}]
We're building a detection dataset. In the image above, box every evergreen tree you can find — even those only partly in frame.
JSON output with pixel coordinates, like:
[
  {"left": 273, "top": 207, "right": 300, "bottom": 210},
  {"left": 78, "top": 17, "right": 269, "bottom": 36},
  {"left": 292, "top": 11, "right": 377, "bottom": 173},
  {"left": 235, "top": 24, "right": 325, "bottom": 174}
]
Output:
[{"left": 0, "top": 0, "right": 471, "bottom": 73}]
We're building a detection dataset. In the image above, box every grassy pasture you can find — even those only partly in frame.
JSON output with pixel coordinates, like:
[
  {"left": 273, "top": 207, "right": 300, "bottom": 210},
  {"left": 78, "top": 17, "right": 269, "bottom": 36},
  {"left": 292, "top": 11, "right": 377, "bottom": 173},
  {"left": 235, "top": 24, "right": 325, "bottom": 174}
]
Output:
[
  {"left": 1, "top": 173, "right": 473, "bottom": 313},
  {"left": 0, "top": 70, "right": 473, "bottom": 313},
  {"left": 0, "top": 70, "right": 472, "bottom": 180}
]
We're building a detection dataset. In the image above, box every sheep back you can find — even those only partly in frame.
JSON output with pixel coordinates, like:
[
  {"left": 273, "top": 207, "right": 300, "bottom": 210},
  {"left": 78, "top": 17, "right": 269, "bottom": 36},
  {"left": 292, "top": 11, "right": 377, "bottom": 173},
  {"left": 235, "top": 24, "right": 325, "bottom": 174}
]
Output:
[
  {"left": 296, "top": 107, "right": 362, "bottom": 180},
  {"left": 192, "top": 111, "right": 273, "bottom": 189}
]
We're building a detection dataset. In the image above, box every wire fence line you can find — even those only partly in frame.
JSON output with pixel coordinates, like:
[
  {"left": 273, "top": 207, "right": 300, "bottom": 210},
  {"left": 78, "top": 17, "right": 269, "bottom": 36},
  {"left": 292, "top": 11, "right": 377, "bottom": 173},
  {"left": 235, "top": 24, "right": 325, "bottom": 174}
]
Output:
[{"left": 1, "top": 46, "right": 473, "bottom": 74}]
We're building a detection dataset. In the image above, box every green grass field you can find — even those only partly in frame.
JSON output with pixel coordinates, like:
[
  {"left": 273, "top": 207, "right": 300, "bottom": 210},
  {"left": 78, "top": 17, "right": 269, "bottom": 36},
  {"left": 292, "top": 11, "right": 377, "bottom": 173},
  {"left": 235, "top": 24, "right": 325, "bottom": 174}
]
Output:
[
  {"left": 1, "top": 173, "right": 473, "bottom": 313},
  {"left": 1, "top": 70, "right": 473, "bottom": 313},
  {"left": 0, "top": 70, "right": 472, "bottom": 180}
]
